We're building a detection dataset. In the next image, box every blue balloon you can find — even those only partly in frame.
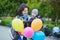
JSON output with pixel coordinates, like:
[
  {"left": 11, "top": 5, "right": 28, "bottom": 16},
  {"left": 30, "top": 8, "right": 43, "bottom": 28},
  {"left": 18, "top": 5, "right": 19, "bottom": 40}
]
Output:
[{"left": 32, "top": 31, "right": 45, "bottom": 40}]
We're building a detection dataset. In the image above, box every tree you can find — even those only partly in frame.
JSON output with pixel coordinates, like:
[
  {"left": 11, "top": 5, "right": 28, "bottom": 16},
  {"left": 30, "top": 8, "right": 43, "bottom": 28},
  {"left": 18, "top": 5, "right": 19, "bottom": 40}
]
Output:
[
  {"left": 0, "top": 0, "right": 27, "bottom": 17},
  {"left": 47, "top": 0, "right": 60, "bottom": 25},
  {"left": 27, "top": 0, "right": 54, "bottom": 17}
]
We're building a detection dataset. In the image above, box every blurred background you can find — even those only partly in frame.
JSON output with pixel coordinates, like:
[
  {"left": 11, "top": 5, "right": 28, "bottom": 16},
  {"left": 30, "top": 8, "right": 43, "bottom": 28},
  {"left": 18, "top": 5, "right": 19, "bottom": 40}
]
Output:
[
  {"left": 0, "top": 0, "right": 60, "bottom": 40},
  {"left": 0, "top": 0, "right": 60, "bottom": 30}
]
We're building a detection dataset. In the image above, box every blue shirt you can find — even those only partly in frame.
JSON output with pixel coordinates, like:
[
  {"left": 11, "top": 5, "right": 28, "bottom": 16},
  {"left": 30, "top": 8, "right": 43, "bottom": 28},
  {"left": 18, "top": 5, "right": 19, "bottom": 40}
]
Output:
[{"left": 16, "top": 14, "right": 29, "bottom": 22}]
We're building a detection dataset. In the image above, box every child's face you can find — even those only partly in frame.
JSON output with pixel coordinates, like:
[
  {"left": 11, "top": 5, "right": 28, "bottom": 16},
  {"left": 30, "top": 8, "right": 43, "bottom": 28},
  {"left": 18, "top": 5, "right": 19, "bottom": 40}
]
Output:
[
  {"left": 22, "top": 8, "right": 28, "bottom": 15},
  {"left": 31, "top": 13, "right": 36, "bottom": 17}
]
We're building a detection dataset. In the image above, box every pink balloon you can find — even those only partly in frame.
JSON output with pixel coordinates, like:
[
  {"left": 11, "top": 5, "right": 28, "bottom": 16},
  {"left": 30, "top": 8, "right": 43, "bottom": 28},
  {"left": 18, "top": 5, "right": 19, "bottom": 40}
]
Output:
[{"left": 23, "top": 27, "right": 34, "bottom": 38}]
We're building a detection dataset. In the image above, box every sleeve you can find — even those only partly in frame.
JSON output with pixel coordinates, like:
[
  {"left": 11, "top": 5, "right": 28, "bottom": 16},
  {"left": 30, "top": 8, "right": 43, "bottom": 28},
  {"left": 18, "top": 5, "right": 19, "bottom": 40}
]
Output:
[
  {"left": 22, "top": 17, "right": 34, "bottom": 27},
  {"left": 24, "top": 17, "right": 34, "bottom": 23},
  {"left": 10, "top": 27, "right": 19, "bottom": 40}
]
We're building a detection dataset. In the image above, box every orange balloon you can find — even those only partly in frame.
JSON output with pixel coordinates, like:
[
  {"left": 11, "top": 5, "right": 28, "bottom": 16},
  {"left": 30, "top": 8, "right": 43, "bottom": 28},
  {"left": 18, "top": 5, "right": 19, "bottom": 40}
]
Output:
[{"left": 31, "top": 19, "right": 42, "bottom": 32}]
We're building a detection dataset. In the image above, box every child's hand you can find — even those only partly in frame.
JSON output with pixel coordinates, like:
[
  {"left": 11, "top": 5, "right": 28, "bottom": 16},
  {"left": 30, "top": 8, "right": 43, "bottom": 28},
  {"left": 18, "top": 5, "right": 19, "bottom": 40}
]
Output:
[
  {"left": 27, "top": 15, "right": 29, "bottom": 18},
  {"left": 21, "top": 32, "right": 23, "bottom": 35},
  {"left": 28, "top": 15, "right": 31, "bottom": 18}
]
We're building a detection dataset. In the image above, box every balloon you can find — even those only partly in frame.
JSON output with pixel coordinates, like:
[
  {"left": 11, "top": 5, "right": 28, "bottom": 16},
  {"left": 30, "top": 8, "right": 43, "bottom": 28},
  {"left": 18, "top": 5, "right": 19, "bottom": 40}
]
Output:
[
  {"left": 27, "top": 38, "right": 32, "bottom": 40},
  {"left": 12, "top": 18, "right": 24, "bottom": 32},
  {"left": 23, "top": 27, "right": 34, "bottom": 38},
  {"left": 32, "top": 31, "right": 45, "bottom": 40},
  {"left": 31, "top": 19, "right": 42, "bottom": 32}
]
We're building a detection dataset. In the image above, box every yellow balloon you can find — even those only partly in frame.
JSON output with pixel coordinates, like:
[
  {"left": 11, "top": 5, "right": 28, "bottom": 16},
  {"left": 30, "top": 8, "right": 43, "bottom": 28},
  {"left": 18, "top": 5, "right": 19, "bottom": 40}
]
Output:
[
  {"left": 12, "top": 18, "right": 24, "bottom": 32},
  {"left": 31, "top": 19, "right": 42, "bottom": 32}
]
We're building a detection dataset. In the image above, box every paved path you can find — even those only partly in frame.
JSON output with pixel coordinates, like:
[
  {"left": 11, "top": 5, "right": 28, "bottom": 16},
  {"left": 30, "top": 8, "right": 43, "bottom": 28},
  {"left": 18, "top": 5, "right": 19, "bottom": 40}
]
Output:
[
  {"left": 0, "top": 25, "right": 60, "bottom": 40},
  {"left": 45, "top": 36, "right": 60, "bottom": 40},
  {"left": 0, "top": 26, "right": 12, "bottom": 40}
]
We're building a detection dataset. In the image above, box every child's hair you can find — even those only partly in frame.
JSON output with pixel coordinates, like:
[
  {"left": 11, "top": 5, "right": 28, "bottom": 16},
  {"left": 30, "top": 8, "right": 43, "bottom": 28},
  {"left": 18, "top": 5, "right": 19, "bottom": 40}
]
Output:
[{"left": 16, "top": 3, "right": 29, "bottom": 16}]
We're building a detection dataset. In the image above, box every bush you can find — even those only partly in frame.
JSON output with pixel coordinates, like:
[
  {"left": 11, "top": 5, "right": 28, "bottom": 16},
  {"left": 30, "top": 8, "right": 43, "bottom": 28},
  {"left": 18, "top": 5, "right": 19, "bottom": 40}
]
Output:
[
  {"left": 43, "top": 21, "right": 54, "bottom": 31},
  {"left": 1, "top": 17, "right": 12, "bottom": 27}
]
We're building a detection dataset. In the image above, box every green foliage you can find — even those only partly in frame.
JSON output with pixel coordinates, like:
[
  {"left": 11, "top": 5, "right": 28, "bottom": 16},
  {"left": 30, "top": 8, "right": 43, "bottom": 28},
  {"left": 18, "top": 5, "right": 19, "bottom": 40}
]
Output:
[
  {"left": 47, "top": 0, "right": 60, "bottom": 25},
  {"left": 0, "top": 0, "right": 60, "bottom": 19},
  {"left": 48, "top": 0, "right": 60, "bottom": 18},
  {"left": 1, "top": 17, "right": 12, "bottom": 26},
  {"left": 27, "top": 0, "right": 41, "bottom": 14},
  {"left": 38, "top": 2, "right": 54, "bottom": 17},
  {"left": 27, "top": 0, "right": 54, "bottom": 18},
  {"left": 0, "top": 0, "right": 27, "bottom": 16},
  {"left": 0, "top": 0, "right": 54, "bottom": 18}
]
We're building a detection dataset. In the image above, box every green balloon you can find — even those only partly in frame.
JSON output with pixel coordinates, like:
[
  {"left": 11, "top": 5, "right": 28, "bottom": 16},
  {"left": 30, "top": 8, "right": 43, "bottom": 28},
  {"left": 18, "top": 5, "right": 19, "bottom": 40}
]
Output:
[{"left": 27, "top": 38, "right": 32, "bottom": 40}]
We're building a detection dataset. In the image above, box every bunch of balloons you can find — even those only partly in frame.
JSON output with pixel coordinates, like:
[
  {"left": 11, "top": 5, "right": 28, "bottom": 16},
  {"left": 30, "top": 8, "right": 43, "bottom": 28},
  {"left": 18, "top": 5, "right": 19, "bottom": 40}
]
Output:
[{"left": 12, "top": 18, "right": 45, "bottom": 40}]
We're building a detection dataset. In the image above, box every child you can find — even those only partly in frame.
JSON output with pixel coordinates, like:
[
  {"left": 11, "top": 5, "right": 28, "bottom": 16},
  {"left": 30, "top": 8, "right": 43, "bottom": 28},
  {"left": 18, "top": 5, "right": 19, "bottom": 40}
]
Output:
[
  {"left": 10, "top": 3, "right": 29, "bottom": 40},
  {"left": 31, "top": 9, "right": 40, "bottom": 18},
  {"left": 29, "top": 9, "right": 43, "bottom": 21},
  {"left": 31, "top": 9, "right": 45, "bottom": 31},
  {"left": 27, "top": 9, "right": 43, "bottom": 27},
  {"left": 27, "top": 9, "right": 43, "bottom": 40}
]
